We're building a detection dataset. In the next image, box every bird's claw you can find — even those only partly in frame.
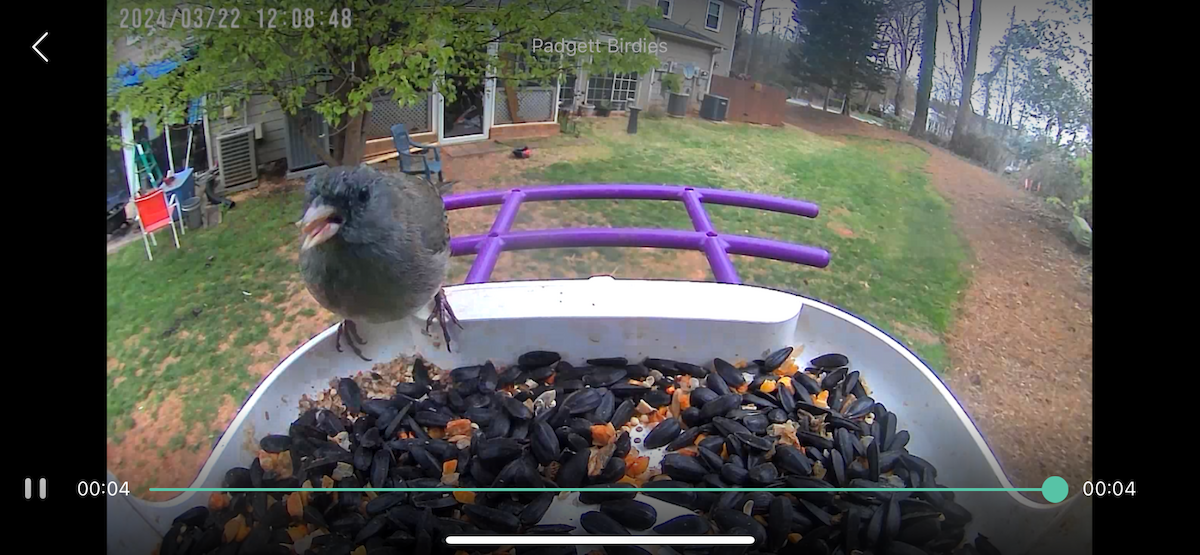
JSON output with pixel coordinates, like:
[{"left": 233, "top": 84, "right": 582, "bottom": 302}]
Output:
[
  {"left": 336, "top": 320, "right": 372, "bottom": 361},
  {"left": 425, "top": 289, "right": 463, "bottom": 353}
]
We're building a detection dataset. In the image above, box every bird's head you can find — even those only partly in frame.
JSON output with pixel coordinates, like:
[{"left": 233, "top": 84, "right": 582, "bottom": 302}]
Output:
[{"left": 299, "top": 165, "right": 391, "bottom": 250}]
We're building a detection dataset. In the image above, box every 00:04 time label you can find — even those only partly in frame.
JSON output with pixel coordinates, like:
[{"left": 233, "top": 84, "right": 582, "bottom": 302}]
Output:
[
  {"left": 1082, "top": 481, "right": 1134, "bottom": 497},
  {"left": 77, "top": 481, "right": 130, "bottom": 496}
]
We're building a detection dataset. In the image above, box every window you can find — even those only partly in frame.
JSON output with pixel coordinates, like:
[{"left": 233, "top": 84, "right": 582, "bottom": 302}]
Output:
[
  {"left": 658, "top": 0, "right": 672, "bottom": 18},
  {"left": 706, "top": 1, "right": 722, "bottom": 31},
  {"left": 586, "top": 72, "right": 639, "bottom": 110}
]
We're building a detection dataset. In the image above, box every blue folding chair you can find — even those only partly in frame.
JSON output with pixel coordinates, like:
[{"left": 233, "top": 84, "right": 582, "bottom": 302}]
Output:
[{"left": 391, "top": 123, "right": 444, "bottom": 183}]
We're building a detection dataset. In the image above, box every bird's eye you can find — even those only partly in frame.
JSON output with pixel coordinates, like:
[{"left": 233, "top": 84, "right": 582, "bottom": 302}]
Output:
[{"left": 358, "top": 189, "right": 371, "bottom": 203}]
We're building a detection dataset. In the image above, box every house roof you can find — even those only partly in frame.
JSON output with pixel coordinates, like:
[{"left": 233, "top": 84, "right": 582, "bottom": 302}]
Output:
[{"left": 646, "top": 17, "right": 725, "bottom": 49}]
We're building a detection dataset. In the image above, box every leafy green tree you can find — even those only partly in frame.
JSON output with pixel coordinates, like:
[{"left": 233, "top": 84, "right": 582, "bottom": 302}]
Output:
[
  {"left": 788, "top": 0, "right": 889, "bottom": 117},
  {"left": 106, "top": 0, "right": 660, "bottom": 166}
]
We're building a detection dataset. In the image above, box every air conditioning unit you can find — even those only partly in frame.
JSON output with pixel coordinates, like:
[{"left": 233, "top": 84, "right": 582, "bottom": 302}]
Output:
[
  {"left": 700, "top": 94, "right": 729, "bottom": 122},
  {"left": 214, "top": 126, "right": 259, "bottom": 193}
]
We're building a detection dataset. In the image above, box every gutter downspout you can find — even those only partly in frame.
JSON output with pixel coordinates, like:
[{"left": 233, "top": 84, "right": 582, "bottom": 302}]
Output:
[
  {"left": 707, "top": 49, "right": 720, "bottom": 95},
  {"left": 121, "top": 110, "right": 139, "bottom": 199}
]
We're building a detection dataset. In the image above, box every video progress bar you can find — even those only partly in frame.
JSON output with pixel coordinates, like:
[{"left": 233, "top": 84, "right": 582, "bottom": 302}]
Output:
[{"left": 445, "top": 536, "right": 756, "bottom": 546}]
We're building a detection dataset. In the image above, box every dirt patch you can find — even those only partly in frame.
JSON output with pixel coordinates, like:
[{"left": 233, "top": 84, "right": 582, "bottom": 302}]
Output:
[
  {"left": 247, "top": 285, "right": 336, "bottom": 377},
  {"left": 785, "top": 105, "right": 1093, "bottom": 496},
  {"left": 826, "top": 221, "right": 855, "bottom": 238},
  {"left": 892, "top": 321, "right": 940, "bottom": 346},
  {"left": 108, "top": 394, "right": 199, "bottom": 501}
]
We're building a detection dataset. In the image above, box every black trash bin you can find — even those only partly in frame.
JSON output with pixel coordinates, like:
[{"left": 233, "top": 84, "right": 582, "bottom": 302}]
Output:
[{"left": 627, "top": 106, "right": 641, "bottom": 134}]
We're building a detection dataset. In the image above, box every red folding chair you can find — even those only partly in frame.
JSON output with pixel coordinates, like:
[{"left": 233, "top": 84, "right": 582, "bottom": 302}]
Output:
[{"left": 133, "top": 188, "right": 182, "bottom": 261}]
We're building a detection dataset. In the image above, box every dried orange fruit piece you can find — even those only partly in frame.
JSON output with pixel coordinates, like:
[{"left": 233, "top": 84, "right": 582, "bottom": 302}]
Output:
[
  {"left": 590, "top": 423, "right": 616, "bottom": 447},
  {"left": 443, "top": 460, "right": 459, "bottom": 475},
  {"left": 454, "top": 490, "right": 476, "bottom": 504},
  {"left": 626, "top": 456, "right": 650, "bottom": 477},
  {"left": 287, "top": 525, "right": 308, "bottom": 543},
  {"left": 223, "top": 515, "right": 245, "bottom": 543},
  {"left": 815, "top": 390, "right": 829, "bottom": 409},
  {"left": 208, "top": 492, "right": 230, "bottom": 511},
  {"left": 286, "top": 492, "right": 303, "bottom": 519},
  {"left": 446, "top": 419, "right": 473, "bottom": 437},
  {"left": 760, "top": 380, "right": 777, "bottom": 393}
]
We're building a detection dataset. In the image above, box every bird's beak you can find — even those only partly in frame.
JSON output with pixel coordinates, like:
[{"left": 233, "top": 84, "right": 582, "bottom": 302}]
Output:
[{"left": 300, "top": 203, "right": 342, "bottom": 251}]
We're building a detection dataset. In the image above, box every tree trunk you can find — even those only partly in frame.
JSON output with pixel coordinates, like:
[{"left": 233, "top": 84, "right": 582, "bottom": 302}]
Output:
[
  {"left": 824, "top": 87, "right": 833, "bottom": 112},
  {"left": 909, "top": 0, "right": 938, "bottom": 137},
  {"left": 950, "top": 0, "right": 982, "bottom": 149},
  {"left": 1054, "top": 113, "right": 1064, "bottom": 145},
  {"left": 744, "top": 0, "right": 765, "bottom": 75},
  {"left": 841, "top": 92, "right": 851, "bottom": 116},
  {"left": 505, "top": 79, "right": 523, "bottom": 124},
  {"left": 340, "top": 111, "right": 367, "bottom": 165},
  {"left": 983, "top": 7, "right": 1016, "bottom": 132},
  {"left": 980, "top": 73, "right": 993, "bottom": 133}
]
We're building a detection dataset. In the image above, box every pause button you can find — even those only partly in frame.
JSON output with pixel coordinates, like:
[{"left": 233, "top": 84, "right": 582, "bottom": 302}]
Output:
[{"left": 24, "top": 478, "right": 45, "bottom": 499}]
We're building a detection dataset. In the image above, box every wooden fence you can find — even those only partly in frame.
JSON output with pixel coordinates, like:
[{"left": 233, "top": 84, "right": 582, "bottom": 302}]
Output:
[{"left": 708, "top": 75, "right": 788, "bottom": 126}]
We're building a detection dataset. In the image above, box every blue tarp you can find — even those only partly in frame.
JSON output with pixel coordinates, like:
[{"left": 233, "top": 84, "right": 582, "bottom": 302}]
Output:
[{"left": 113, "top": 58, "right": 180, "bottom": 88}]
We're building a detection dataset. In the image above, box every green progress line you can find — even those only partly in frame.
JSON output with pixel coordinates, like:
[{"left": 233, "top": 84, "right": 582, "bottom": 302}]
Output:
[{"left": 150, "top": 487, "right": 1042, "bottom": 493}]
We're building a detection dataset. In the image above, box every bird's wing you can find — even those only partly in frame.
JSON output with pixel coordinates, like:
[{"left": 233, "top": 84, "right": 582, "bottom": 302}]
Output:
[{"left": 395, "top": 175, "right": 451, "bottom": 256}]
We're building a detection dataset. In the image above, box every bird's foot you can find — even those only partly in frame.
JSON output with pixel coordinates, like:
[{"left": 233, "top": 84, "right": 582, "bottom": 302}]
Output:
[
  {"left": 425, "top": 289, "right": 463, "bottom": 353},
  {"left": 336, "top": 319, "right": 372, "bottom": 362}
]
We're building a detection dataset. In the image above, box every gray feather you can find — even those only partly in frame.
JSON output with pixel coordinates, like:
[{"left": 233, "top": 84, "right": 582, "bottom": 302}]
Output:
[{"left": 298, "top": 165, "right": 450, "bottom": 325}]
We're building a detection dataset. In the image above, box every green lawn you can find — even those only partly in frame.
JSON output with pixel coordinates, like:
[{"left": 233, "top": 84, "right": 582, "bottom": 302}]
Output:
[
  {"left": 106, "top": 185, "right": 316, "bottom": 444},
  {"left": 106, "top": 114, "right": 968, "bottom": 469},
  {"left": 491, "top": 116, "right": 969, "bottom": 371}
]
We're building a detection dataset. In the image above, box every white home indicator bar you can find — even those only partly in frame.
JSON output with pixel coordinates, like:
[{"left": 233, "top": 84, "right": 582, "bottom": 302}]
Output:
[{"left": 445, "top": 536, "right": 755, "bottom": 546}]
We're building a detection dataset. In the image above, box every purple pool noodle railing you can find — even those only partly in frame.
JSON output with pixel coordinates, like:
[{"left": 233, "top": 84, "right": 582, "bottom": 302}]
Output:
[{"left": 443, "top": 184, "right": 830, "bottom": 285}]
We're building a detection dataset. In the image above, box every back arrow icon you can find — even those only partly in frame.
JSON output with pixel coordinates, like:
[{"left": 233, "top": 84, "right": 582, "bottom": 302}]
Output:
[{"left": 33, "top": 32, "right": 47, "bottom": 63}]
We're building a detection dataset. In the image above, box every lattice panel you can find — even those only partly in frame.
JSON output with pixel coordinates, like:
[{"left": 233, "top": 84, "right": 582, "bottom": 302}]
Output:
[
  {"left": 365, "top": 95, "right": 431, "bottom": 139},
  {"left": 494, "top": 87, "right": 556, "bottom": 124}
]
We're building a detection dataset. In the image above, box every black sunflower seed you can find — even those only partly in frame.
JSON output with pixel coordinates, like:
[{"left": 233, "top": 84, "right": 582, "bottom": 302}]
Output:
[
  {"left": 714, "top": 358, "right": 746, "bottom": 387},
  {"left": 518, "top": 351, "right": 560, "bottom": 368},
  {"left": 810, "top": 353, "right": 849, "bottom": 369},
  {"left": 700, "top": 394, "right": 742, "bottom": 421},
  {"left": 580, "top": 511, "right": 630, "bottom": 535},
  {"left": 600, "top": 499, "right": 657, "bottom": 531},
  {"left": 655, "top": 514, "right": 711, "bottom": 535},
  {"left": 707, "top": 371, "right": 733, "bottom": 396},
  {"left": 611, "top": 399, "right": 636, "bottom": 427}
]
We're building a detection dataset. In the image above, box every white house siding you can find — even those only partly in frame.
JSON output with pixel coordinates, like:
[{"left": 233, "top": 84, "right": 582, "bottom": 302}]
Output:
[
  {"left": 641, "top": 37, "right": 719, "bottom": 108},
  {"left": 208, "top": 94, "right": 289, "bottom": 165}
]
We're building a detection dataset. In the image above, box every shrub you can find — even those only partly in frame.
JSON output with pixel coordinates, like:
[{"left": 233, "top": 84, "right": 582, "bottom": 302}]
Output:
[
  {"left": 644, "top": 105, "right": 666, "bottom": 120},
  {"left": 949, "top": 132, "right": 1004, "bottom": 169},
  {"left": 661, "top": 73, "right": 683, "bottom": 95},
  {"left": 1025, "top": 149, "right": 1092, "bottom": 228},
  {"left": 881, "top": 114, "right": 910, "bottom": 132}
]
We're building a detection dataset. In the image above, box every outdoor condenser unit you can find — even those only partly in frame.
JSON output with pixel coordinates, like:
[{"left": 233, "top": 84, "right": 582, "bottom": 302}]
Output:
[
  {"left": 700, "top": 94, "right": 729, "bottom": 122},
  {"left": 214, "top": 126, "right": 259, "bottom": 193}
]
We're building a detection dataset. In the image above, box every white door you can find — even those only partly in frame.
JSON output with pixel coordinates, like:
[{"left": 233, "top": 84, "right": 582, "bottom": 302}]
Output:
[{"left": 437, "top": 42, "right": 496, "bottom": 144}]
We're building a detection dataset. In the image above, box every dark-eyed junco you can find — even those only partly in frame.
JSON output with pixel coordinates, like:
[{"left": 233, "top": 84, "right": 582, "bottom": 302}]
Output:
[{"left": 298, "top": 165, "right": 461, "bottom": 360}]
